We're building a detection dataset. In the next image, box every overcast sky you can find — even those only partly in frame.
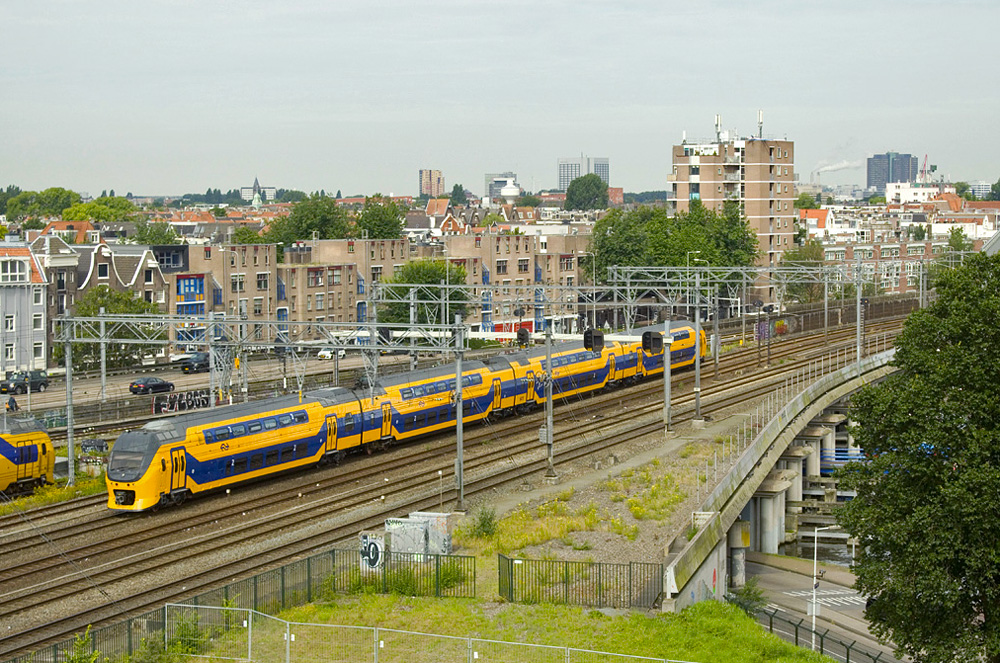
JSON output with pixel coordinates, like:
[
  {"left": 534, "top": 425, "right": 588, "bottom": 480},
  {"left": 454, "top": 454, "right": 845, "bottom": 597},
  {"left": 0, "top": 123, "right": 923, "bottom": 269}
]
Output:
[{"left": 2, "top": 0, "right": 996, "bottom": 198}]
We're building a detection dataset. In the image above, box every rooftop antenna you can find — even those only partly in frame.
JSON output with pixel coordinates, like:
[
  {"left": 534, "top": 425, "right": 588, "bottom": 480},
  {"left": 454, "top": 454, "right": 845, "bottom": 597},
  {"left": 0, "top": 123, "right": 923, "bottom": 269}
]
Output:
[
  {"left": 757, "top": 109, "right": 763, "bottom": 139},
  {"left": 714, "top": 114, "right": 722, "bottom": 142}
]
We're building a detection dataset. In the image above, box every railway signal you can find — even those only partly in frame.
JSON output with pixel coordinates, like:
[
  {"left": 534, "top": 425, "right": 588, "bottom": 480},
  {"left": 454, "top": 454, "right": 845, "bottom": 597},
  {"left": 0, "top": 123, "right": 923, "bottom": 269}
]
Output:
[
  {"left": 641, "top": 330, "right": 663, "bottom": 354},
  {"left": 517, "top": 327, "right": 530, "bottom": 348},
  {"left": 583, "top": 328, "right": 604, "bottom": 353}
]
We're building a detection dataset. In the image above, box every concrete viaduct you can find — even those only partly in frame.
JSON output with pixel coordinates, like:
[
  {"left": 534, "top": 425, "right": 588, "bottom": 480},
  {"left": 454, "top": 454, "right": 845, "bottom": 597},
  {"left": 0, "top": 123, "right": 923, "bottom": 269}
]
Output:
[{"left": 661, "top": 349, "right": 896, "bottom": 612}]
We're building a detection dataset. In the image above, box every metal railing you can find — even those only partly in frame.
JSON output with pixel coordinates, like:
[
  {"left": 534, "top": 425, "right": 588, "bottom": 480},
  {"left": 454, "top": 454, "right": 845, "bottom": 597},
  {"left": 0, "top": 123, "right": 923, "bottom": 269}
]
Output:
[
  {"left": 1, "top": 547, "right": 475, "bottom": 663},
  {"left": 750, "top": 604, "right": 897, "bottom": 663},
  {"left": 498, "top": 554, "right": 663, "bottom": 610}
]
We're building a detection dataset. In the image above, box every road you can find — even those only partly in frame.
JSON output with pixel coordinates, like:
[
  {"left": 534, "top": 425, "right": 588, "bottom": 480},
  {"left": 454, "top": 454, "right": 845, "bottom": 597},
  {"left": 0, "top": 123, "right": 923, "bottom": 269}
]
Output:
[{"left": 748, "top": 560, "right": 906, "bottom": 662}]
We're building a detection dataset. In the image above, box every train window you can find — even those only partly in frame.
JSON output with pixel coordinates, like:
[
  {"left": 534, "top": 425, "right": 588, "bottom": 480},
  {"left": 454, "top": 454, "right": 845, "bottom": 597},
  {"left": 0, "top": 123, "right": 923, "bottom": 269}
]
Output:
[
  {"left": 234, "top": 457, "right": 248, "bottom": 473},
  {"left": 295, "top": 444, "right": 309, "bottom": 459},
  {"left": 401, "top": 388, "right": 412, "bottom": 399},
  {"left": 445, "top": 379, "right": 455, "bottom": 391},
  {"left": 223, "top": 460, "right": 232, "bottom": 476},
  {"left": 215, "top": 428, "right": 231, "bottom": 441},
  {"left": 250, "top": 454, "right": 264, "bottom": 470},
  {"left": 277, "top": 414, "right": 293, "bottom": 427},
  {"left": 413, "top": 386, "right": 424, "bottom": 397},
  {"left": 343, "top": 416, "right": 355, "bottom": 432},
  {"left": 41, "top": 443, "right": 47, "bottom": 454},
  {"left": 230, "top": 424, "right": 247, "bottom": 437},
  {"left": 293, "top": 412, "right": 308, "bottom": 423},
  {"left": 404, "top": 415, "right": 417, "bottom": 431},
  {"left": 263, "top": 418, "right": 277, "bottom": 430},
  {"left": 161, "top": 459, "right": 167, "bottom": 472},
  {"left": 281, "top": 446, "right": 294, "bottom": 461},
  {"left": 265, "top": 450, "right": 279, "bottom": 466},
  {"left": 247, "top": 421, "right": 262, "bottom": 434}
]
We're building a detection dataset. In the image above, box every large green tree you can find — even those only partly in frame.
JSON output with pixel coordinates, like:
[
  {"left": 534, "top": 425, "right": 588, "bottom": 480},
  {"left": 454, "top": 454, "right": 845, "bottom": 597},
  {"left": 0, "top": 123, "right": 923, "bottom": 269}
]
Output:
[
  {"left": 989, "top": 177, "right": 1000, "bottom": 201},
  {"left": 564, "top": 173, "right": 608, "bottom": 210},
  {"left": 838, "top": 253, "right": 1000, "bottom": 663},
  {"left": 63, "top": 196, "right": 136, "bottom": 224},
  {"left": 53, "top": 285, "right": 163, "bottom": 370},
  {"left": 131, "top": 219, "right": 180, "bottom": 244},
  {"left": 449, "top": 184, "right": 468, "bottom": 206},
  {"left": 265, "top": 194, "right": 352, "bottom": 250},
  {"left": 232, "top": 226, "right": 265, "bottom": 244},
  {"left": 379, "top": 259, "right": 469, "bottom": 324},
  {"left": 356, "top": 194, "right": 404, "bottom": 239},
  {"left": 780, "top": 240, "right": 826, "bottom": 302},
  {"left": 794, "top": 192, "right": 819, "bottom": 209},
  {"left": 5, "top": 187, "right": 81, "bottom": 221},
  {"left": 0, "top": 184, "right": 21, "bottom": 215}
]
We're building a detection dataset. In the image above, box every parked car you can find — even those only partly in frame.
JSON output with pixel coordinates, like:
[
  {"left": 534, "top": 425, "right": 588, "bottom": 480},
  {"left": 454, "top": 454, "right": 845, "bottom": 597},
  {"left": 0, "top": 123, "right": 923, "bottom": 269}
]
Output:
[
  {"left": 1, "top": 370, "right": 49, "bottom": 394},
  {"left": 317, "top": 348, "right": 346, "bottom": 360},
  {"left": 80, "top": 438, "right": 109, "bottom": 453},
  {"left": 181, "top": 352, "right": 210, "bottom": 373},
  {"left": 129, "top": 377, "right": 175, "bottom": 394}
]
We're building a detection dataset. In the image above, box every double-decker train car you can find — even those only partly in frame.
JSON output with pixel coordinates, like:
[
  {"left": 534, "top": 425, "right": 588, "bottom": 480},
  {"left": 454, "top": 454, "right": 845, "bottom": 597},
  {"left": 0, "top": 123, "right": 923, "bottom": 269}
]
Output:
[
  {"left": 107, "top": 388, "right": 363, "bottom": 510},
  {"left": 107, "top": 324, "right": 706, "bottom": 512},
  {"left": 0, "top": 419, "right": 54, "bottom": 496}
]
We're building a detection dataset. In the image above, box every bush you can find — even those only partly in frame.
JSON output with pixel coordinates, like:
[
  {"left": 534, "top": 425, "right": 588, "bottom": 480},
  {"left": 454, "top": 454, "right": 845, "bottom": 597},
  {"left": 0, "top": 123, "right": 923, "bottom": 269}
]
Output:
[
  {"left": 471, "top": 507, "right": 498, "bottom": 538},
  {"left": 728, "top": 576, "right": 767, "bottom": 617}
]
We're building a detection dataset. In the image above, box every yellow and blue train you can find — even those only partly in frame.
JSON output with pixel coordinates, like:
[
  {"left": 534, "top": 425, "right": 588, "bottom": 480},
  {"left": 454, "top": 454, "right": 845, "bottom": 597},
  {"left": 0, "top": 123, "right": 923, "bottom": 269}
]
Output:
[
  {"left": 0, "top": 419, "right": 55, "bottom": 497},
  {"left": 106, "top": 324, "right": 706, "bottom": 511}
]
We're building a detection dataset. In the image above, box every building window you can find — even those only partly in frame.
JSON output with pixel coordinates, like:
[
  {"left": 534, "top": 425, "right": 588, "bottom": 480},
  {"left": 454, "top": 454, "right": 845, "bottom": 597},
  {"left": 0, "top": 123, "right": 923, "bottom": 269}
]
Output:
[
  {"left": 333, "top": 268, "right": 342, "bottom": 285},
  {"left": 253, "top": 298, "right": 263, "bottom": 316},
  {"left": 98, "top": 263, "right": 109, "bottom": 279},
  {"left": 231, "top": 274, "right": 245, "bottom": 293},
  {"left": 144, "top": 269, "right": 154, "bottom": 284},
  {"left": 34, "top": 342, "right": 43, "bottom": 360},
  {"left": 315, "top": 293, "right": 325, "bottom": 310},
  {"left": 371, "top": 266, "right": 383, "bottom": 282},
  {"left": 496, "top": 260, "right": 508, "bottom": 275},
  {"left": 257, "top": 273, "right": 269, "bottom": 290},
  {"left": 475, "top": 237, "right": 481, "bottom": 248},
  {"left": 306, "top": 295, "right": 312, "bottom": 311},
  {"left": 1, "top": 260, "right": 28, "bottom": 283},
  {"left": 518, "top": 259, "right": 529, "bottom": 273},
  {"left": 33, "top": 313, "right": 42, "bottom": 330},
  {"left": 4, "top": 315, "right": 13, "bottom": 332},
  {"left": 308, "top": 269, "right": 322, "bottom": 287},
  {"left": 559, "top": 256, "right": 574, "bottom": 271},
  {"left": 34, "top": 288, "right": 42, "bottom": 305},
  {"left": 204, "top": 247, "right": 212, "bottom": 259},
  {"left": 4, "top": 344, "right": 13, "bottom": 361},
  {"left": 348, "top": 241, "right": 355, "bottom": 253}
]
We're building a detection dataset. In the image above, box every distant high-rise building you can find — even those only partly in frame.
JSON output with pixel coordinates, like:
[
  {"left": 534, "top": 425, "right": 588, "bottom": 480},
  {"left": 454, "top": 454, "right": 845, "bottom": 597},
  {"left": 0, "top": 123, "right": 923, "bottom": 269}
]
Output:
[
  {"left": 557, "top": 156, "right": 609, "bottom": 191},
  {"left": 867, "top": 152, "right": 919, "bottom": 194},
  {"left": 485, "top": 171, "right": 518, "bottom": 200},
  {"left": 669, "top": 118, "right": 794, "bottom": 275},
  {"left": 419, "top": 169, "right": 445, "bottom": 197},
  {"left": 970, "top": 181, "right": 992, "bottom": 199}
]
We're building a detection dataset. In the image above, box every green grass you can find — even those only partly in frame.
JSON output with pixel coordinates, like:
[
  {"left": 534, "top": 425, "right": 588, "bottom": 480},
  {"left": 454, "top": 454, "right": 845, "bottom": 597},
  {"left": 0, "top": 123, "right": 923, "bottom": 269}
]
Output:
[
  {"left": 271, "top": 591, "right": 834, "bottom": 663},
  {"left": 0, "top": 472, "right": 107, "bottom": 517}
]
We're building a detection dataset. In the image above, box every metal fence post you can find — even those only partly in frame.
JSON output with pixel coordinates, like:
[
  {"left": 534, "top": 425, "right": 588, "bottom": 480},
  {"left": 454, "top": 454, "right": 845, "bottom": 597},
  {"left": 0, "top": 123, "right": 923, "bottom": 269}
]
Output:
[
  {"left": 373, "top": 627, "right": 379, "bottom": 663},
  {"left": 435, "top": 554, "right": 441, "bottom": 598},
  {"left": 564, "top": 561, "right": 570, "bottom": 604},
  {"left": 281, "top": 565, "right": 286, "bottom": 609},
  {"left": 127, "top": 617, "right": 133, "bottom": 657},
  {"left": 253, "top": 574, "right": 258, "bottom": 611},
  {"left": 247, "top": 610, "right": 254, "bottom": 661},
  {"left": 307, "top": 557, "right": 312, "bottom": 603},
  {"left": 285, "top": 622, "right": 290, "bottom": 663}
]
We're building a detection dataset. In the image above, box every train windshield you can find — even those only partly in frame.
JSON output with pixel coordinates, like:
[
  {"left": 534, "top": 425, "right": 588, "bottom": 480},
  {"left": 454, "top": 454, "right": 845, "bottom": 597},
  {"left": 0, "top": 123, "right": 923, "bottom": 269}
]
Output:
[{"left": 107, "top": 431, "right": 156, "bottom": 482}]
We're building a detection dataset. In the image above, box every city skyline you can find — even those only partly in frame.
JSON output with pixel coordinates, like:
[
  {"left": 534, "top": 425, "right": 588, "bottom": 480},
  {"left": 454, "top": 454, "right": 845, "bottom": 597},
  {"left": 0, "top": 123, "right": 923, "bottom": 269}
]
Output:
[{"left": 2, "top": 1, "right": 997, "bottom": 197}]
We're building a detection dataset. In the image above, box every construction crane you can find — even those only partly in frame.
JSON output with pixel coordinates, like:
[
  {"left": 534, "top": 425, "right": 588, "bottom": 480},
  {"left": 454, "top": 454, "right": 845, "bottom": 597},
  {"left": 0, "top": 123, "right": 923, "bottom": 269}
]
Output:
[{"left": 920, "top": 154, "right": 929, "bottom": 183}]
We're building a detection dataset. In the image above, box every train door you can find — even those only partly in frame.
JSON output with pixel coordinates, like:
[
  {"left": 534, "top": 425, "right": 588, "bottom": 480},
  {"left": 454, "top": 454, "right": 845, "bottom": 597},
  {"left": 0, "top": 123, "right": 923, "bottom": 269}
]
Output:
[
  {"left": 526, "top": 371, "right": 535, "bottom": 402},
  {"left": 15, "top": 443, "right": 28, "bottom": 481},
  {"left": 609, "top": 355, "right": 616, "bottom": 382},
  {"left": 492, "top": 379, "right": 502, "bottom": 411},
  {"left": 380, "top": 403, "right": 392, "bottom": 438},
  {"left": 170, "top": 448, "right": 186, "bottom": 491},
  {"left": 324, "top": 414, "right": 338, "bottom": 453}
]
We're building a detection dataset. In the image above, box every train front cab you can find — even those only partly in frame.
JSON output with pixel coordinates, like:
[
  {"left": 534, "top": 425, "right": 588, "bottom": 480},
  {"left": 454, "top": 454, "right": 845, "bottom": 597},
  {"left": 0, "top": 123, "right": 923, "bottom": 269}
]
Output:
[{"left": 0, "top": 420, "right": 54, "bottom": 494}]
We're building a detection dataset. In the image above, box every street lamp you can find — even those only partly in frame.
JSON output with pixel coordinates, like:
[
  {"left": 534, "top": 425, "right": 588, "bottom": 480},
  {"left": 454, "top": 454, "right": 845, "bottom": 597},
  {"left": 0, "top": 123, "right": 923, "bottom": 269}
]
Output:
[
  {"left": 811, "top": 525, "right": 839, "bottom": 651},
  {"left": 577, "top": 251, "right": 596, "bottom": 330}
]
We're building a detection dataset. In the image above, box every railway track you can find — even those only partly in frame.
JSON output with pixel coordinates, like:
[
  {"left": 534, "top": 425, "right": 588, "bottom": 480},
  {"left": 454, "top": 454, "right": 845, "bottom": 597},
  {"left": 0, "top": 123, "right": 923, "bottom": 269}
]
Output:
[{"left": 0, "top": 322, "right": 903, "bottom": 658}]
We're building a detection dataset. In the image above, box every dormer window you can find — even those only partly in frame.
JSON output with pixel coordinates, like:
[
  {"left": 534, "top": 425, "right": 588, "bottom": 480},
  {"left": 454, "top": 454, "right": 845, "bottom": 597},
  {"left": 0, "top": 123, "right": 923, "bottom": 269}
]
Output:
[{"left": 98, "top": 263, "right": 109, "bottom": 279}]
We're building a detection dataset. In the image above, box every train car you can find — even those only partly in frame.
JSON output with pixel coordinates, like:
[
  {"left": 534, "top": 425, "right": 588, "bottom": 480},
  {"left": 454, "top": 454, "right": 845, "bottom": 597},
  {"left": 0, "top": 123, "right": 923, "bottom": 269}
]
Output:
[
  {"left": 357, "top": 361, "right": 496, "bottom": 448},
  {"left": 0, "top": 418, "right": 55, "bottom": 495},
  {"left": 632, "top": 322, "right": 707, "bottom": 377},
  {"left": 107, "top": 388, "right": 363, "bottom": 511}
]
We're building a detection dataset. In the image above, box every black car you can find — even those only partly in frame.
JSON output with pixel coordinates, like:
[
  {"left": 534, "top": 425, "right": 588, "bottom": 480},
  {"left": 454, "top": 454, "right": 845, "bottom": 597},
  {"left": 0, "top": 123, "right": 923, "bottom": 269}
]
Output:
[
  {"left": 129, "top": 377, "right": 175, "bottom": 394},
  {"left": 1, "top": 370, "right": 49, "bottom": 394},
  {"left": 181, "top": 352, "right": 210, "bottom": 374}
]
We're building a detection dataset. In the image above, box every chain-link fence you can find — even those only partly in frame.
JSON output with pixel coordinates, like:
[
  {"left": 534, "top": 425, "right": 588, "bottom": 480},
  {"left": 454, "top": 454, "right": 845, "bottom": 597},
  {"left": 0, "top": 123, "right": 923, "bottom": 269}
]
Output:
[{"left": 162, "top": 604, "right": 700, "bottom": 663}]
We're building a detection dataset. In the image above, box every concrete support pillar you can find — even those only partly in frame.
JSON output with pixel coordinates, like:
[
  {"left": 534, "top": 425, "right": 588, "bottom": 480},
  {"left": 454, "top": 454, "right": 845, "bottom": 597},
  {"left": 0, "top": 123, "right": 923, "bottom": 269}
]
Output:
[
  {"left": 759, "top": 494, "right": 780, "bottom": 554},
  {"left": 728, "top": 520, "right": 750, "bottom": 588},
  {"left": 846, "top": 419, "right": 860, "bottom": 453},
  {"left": 821, "top": 429, "right": 835, "bottom": 471},
  {"left": 805, "top": 439, "right": 821, "bottom": 477},
  {"left": 788, "top": 458, "right": 803, "bottom": 504}
]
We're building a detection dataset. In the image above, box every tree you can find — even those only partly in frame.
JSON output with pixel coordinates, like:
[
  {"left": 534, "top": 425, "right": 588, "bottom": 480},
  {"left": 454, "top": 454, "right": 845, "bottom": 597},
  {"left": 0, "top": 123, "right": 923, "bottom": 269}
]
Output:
[
  {"left": 265, "top": 194, "right": 351, "bottom": 250},
  {"left": 0, "top": 184, "right": 21, "bottom": 215},
  {"left": 838, "top": 253, "right": 1000, "bottom": 663},
  {"left": 516, "top": 195, "right": 541, "bottom": 207},
  {"left": 5, "top": 187, "right": 81, "bottom": 221},
  {"left": 989, "top": 177, "right": 1000, "bottom": 201},
  {"left": 356, "top": 194, "right": 404, "bottom": 239},
  {"left": 780, "top": 240, "right": 825, "bottom": 302},
  {"left": 564, "top": 174, "right": 608, "bottom": 211},
  {"left": 52, "top": 286, "right": 162, "bottom": 370},
  {"left": 335, "top": 189, "right": 342, "bottom": 199},
  {"left": 868, "top": 195, "right": 887, "bottom": 204},
  {"left": 480, "top": 212, "right": 503, "bottom": 228},
  {"left": 954, "top": 182, "right": 973, "bottom": 200},
  {"left": 379, "top": 259, "right": 469, "bottom": 324},
  {"left": 449, "top": 184, "right": 468, "bottom": 206},
  {"left": 794, "top": 192, "right": 818, "bottom": 209},
  {"left": 130, "top": 219, "right": 180, "bottom": 244},
  {"left": 63, "top": 196, "right": 136, "bottom": 224},
  {"left": 946, "top": 226, "right": 973, "bottom": 253},
  {"left": 910, "top": 224, "right": 927, "bottom": 241},
  {"left": 232, "top": 226, "right": 264, "bottom": 244}
]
